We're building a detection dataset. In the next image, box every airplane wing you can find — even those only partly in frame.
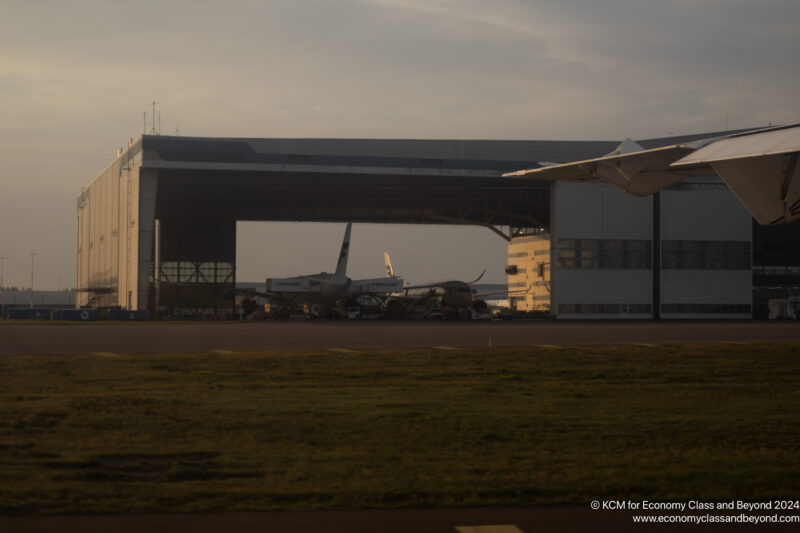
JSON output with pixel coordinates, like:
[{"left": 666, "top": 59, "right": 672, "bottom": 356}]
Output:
[
  {"left": 504, "top": 124, "right": 800, "bottom": 226},
  {"left": 503, "top": 141, "right": 711, "bottom": 196},
  {"left": 672, "top": 125, "right": 800, "bottom": 225},
  {"left": 474, "top": 285, "right": 533, "bottom": 300},
  {"left": 236, "top": 287, "right": 276, "bottom": 299},
  {"left": 402, "top": 269, "right": 486, "bottom": 291}
]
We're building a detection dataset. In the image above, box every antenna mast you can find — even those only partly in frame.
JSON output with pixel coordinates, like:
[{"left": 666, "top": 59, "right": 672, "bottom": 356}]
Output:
[{"left": 148, "top": 101, "right": 160, "bottom": 135}]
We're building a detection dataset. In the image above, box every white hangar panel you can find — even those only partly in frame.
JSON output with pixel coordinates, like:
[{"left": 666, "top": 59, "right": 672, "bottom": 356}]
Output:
[
  {"left": 661, "top": 182, "right": 752, "bottom": 241},
  {"left": 661, "top": 270, "right": 752, "bottom": 305},
  {"left": 554, "top": 182, "right": 652, "bottom": 240},
  {"left": 557, "top": 269, "right": 652, "bottom": 304},
  {"left": 551, "top": 180, "right": 654, "bottom": 319},
  {"left": 658, "top": 181, "right": 752, "bottom": 319}
]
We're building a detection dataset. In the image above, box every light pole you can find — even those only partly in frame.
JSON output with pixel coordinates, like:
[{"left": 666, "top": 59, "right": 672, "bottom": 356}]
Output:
[
  {"left": 30, "top": 252, "right": 37, "bottom": 308},
  {"left": 0, "top": 256, "right": 4, "bottom": 315}
]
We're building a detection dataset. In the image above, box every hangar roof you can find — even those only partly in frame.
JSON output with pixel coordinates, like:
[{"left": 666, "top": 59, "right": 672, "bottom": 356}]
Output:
[{"left": 108, "top": 131, "right": 748, "bottom": 231}]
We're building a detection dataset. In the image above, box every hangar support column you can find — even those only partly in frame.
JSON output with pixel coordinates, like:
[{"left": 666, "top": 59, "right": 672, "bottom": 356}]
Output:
[
  {"left": 137, "top": 169, "right": 158, "bottom": 311},
  {"left": 155, "top": 217, "right": 237, "bottom": 319}
]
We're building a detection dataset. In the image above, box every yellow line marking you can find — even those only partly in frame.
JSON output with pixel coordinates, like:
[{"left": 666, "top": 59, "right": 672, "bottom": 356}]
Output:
[
  {"left": 211, "top": 350, "right": 236, "bottom": 355},
  {"left": 433, "top": 345, "right": 459, "bottom": 350},
  {"left": 329, "top": 348, "right": 359, "bottom": 354},
  {"left": 536, "top": 344, "right": 561, "bottom": 349}
]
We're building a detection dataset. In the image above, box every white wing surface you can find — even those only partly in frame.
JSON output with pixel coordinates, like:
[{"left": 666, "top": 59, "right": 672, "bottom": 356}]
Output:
[
  {"left": 673, "top": 126, "right": 800, "bottom": 225},
  {"left": 504, "top": 124, "right": 800, "bottom": 225}
]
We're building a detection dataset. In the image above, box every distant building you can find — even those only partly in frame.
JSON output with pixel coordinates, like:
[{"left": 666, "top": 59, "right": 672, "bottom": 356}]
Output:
[
  {"left": 506, "top": 233, "right": 550, "bottom": 313},
  {"left": 1, "top": 290, "right": 76, "bottom": 317}
]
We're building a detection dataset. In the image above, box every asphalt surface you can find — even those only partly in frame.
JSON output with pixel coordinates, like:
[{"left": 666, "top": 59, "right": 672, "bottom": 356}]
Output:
[
  {"left": 1, "top": 320, "right": 799, "bottom": 355},
  {"left": 2, "top": 507, "right": 797, "bottom": 533}
]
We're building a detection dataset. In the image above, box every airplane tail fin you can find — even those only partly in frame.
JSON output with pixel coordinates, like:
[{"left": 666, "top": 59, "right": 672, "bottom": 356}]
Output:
[
  {"left": 335, "top": 223, "right": 352, "bottom": 277},
  {"left": 384, "top": 252, "right": 394, "bottom": 278}
]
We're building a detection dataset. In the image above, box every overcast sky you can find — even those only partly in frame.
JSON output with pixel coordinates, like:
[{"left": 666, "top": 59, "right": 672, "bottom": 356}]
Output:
[{"left": 1, "top": 0, "right": 799, "bottom": 289}]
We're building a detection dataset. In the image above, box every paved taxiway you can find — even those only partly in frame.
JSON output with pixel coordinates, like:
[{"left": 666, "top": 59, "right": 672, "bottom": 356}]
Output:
[
  {"left": 3, "top": 506, "right": 797, "bottom": 533},
  {"left": 2, "top": 320, "right": 798, "bottom": 355}
]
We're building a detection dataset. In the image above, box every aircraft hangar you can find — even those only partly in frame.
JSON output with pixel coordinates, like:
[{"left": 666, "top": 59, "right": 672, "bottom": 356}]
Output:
[{"left": 76, "top": 131, "right": 798, "bottom": 318}]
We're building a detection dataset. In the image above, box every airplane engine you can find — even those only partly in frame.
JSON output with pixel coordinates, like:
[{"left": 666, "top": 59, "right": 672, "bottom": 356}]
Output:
[
  {"left": 237, "top": 297, "right": 259, "bottom": 316},
  {"left": 473, "top": 299, "right": 489, "bottom": 313},
  {"left": 470, "top": 299, "right": 492, "bottom": 320}
]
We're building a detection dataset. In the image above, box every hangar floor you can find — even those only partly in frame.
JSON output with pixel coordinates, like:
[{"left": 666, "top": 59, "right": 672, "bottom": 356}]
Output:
[{"left": 2, "top": 320, "right": 798, "bottom": 355}]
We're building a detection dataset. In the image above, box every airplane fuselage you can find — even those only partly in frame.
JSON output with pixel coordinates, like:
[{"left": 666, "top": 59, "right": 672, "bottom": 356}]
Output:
[
  {"left": 266, "top": 273, "right": 350, "bottom": 308},
  {"left": 402, "top": 281, "right": 474, "bottom": 309}
]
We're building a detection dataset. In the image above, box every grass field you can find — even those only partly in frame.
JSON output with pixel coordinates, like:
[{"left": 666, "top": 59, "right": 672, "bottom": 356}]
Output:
[{"left": 0, "top": 343, "right": 799, "bottom": 514}]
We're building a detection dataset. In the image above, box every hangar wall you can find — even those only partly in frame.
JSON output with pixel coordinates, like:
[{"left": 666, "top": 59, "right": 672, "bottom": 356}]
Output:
[
  {"left": 508, "top": 179, "right": 753, "bottom": 319},
  {"left": 551, "top": 181, "right": 654, "bottom": 319},
  {"left": 77, "top": 142, "right": 143, "bottom": 309},
  {"left": 659, "top": 183, "right": 752, "bottom": 319}
]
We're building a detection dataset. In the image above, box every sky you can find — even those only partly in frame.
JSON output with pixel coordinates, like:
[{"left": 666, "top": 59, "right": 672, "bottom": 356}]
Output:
[{"left": 1, "top": 0, "right": 799, "bottom": 289}]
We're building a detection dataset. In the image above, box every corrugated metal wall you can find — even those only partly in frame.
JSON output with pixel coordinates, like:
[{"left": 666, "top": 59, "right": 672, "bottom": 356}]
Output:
[{"left": 553, "top": 182, "right": 654, "bottom": 319}]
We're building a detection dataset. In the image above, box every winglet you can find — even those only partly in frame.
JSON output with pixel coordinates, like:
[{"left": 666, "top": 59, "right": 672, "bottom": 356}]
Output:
[
  {"left": 468, "top": 269, "right": 486, "bottom": 285},
  {"left": 384, "top": 252, "right": 394, "bottom": 278},
  {"left": 335, "top": 223, "right": 352, "bottom": 277},
  {"left": 605, "top": 138, "right": 644, "bottom": 156}
]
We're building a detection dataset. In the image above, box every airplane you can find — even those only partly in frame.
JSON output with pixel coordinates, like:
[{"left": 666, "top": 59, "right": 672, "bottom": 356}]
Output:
[
  {"left": 380, "top": 253, "right": 490, "bottom": 319},
  {"left": 504, "top": 123, "right": 800, "bottom": 226},
  {"left": 260, "top": 223, "right": 404, "bottom": 319}
]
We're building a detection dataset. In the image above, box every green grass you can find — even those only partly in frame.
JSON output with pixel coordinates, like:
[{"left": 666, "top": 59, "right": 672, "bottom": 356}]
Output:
[{"left": 0, "top": 343, "right": 799, "bottom": 514}]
